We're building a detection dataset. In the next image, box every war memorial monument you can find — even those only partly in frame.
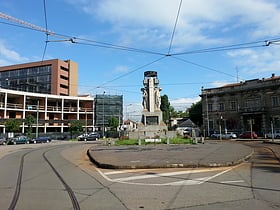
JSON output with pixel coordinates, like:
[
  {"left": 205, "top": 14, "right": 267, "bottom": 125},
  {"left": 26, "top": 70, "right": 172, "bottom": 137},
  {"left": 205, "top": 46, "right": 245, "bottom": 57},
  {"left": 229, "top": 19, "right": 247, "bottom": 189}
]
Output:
[{"left": 137, "top": 71, "right": 168, "bottom": 139}]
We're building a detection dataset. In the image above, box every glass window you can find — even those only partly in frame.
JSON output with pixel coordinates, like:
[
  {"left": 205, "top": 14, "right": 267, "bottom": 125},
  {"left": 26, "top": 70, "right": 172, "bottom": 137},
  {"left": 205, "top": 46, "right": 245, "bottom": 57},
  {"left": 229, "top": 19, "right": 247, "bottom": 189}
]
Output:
[
  {"left": 231, "top": 101, "right": 237, "bottom": 111},
  {"left": 219, "top": 103, "right": 224, "bottom": 111},
  {"left": 208, "top": 103, "right": 213, "bottom": 112},
  {"left": 272, "top": 96, "right": 279, "bottom": 107}
]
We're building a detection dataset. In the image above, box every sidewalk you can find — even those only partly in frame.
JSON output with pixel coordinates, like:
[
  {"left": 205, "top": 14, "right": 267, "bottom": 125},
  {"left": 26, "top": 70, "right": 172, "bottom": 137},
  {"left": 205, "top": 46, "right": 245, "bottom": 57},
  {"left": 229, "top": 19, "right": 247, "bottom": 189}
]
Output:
[{"left": 87, "top": 141, "right": 254, "bottom": 169}]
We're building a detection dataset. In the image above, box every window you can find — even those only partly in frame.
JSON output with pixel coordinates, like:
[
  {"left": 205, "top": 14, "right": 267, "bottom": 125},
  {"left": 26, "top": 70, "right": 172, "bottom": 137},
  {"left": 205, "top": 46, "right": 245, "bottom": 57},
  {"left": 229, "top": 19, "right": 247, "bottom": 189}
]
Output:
[
  {"left": 231, "top": 101, "right": 237, "bottom": 111},
  {"left": 219, "top": 103, "right": 224, "bottom": 111},
  {"left": 208, "top": 103, "right": 213, "bottom": 112},
  {"left": 272, "top": 96, "right": 279, "bottom": 107}
]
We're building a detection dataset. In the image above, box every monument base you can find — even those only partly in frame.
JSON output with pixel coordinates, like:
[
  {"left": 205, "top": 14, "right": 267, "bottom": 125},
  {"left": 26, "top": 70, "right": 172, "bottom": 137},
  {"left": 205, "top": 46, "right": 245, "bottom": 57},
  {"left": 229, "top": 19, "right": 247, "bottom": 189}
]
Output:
[
  {"left": 141, "top": 110, "right": 163, "bottom": 126},
  {"left": 138, "top": 110, "right": 167, "bottom": 138}
]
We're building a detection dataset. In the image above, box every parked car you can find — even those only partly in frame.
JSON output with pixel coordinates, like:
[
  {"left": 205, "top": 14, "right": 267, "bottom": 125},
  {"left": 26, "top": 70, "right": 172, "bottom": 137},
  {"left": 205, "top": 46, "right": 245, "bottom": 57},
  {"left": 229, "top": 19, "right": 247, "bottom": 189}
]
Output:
[
  {"left": 266, "top": 130, "right": 280, "bottom": 139},
  {"left": 240, "top": 131, "right": 258, "bottom": 139},
  {"left": 210, "top": 132, "right": 237, "bottom": 139},
  {"left": 77, "top": 133, "right": 88, "bottom": 141},
  {"left": 222, "top": 132, "right": 237, "bottom": 139},
  {"left": 31, "top": 136, "right": 51, "bottom": 144},
  {"left": 210, "top": 133, "right": 221, "bottom": 139},
  {"left": 78, "top": 132, "right": 100, "bottom": 141},
  {"left": 8, "top": 135, "right": 30, "bottom": 145},
  {"left": 0, "top": 136, "right": 6, "bottom": 145},
  {"left": 183, "top": 127, "right": 192, "bottom": 135}
]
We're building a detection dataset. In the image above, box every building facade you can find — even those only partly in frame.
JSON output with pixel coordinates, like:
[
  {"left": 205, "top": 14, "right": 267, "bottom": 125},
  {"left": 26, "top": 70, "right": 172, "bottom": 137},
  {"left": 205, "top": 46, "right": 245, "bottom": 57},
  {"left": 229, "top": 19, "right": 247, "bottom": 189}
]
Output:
[
  {"left": 0, "top": 59, "right": 78, "bottom": 96},
  {"left": 201, "top": 74, "right": 280, "bottom": 137},
  {"left": 0, "top": 88, "right": 94, "bottom": 135},
  {"left": 94, "top": 94, "right": 123, "bottom": 136}
]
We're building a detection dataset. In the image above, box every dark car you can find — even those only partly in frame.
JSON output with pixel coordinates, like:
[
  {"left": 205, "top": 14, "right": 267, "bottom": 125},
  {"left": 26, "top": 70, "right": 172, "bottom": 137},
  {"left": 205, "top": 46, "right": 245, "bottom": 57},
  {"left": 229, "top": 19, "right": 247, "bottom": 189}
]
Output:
[
  {"left": 31, "top": 136, "right": 51, "bottom": 144},
  {"left": 8, "top": 135, "right": 30, "bottom": 145},
  {"left": 240, "top": 131, "right": 258, "bottom": 139},
  {"left": 0, "top": 136, "right": 6, "bottom": 145},
  {"left": 79, "top": 132, "right": 100, "bottom": 141}
]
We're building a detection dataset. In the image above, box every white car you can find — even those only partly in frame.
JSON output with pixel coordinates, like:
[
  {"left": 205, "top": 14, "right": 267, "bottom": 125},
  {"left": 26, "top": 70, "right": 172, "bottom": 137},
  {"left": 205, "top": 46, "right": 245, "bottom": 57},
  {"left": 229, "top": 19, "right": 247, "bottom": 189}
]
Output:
[
  {"left": 222, "top": 132, "right": 237, "bottom": 139},
  {"left": 266, "top": 131, "right": 280, "bottom": 139},
  {"left": 210, "top": 132, "right": 237, "bottom": 139}
]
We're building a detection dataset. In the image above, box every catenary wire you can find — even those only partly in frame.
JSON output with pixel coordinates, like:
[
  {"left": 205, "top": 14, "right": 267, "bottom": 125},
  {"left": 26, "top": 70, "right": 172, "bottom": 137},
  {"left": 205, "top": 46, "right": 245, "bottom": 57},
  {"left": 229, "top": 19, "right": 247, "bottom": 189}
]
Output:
[
  {"left": 167, "top": 0, "right": 183, "bottom": 55},
  {"left": 92, "top": 56, "right": 167, "bottom": 91},
  {"left": 41, "top": 0, "right": 49, "bottom": 61}
]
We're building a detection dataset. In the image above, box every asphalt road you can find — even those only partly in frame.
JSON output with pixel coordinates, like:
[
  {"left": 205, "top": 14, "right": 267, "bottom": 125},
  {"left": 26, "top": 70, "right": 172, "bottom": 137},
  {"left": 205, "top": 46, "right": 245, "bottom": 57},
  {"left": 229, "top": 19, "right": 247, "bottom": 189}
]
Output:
[{"left": 0, "top": 141, "right": 279, "bottom": 210}]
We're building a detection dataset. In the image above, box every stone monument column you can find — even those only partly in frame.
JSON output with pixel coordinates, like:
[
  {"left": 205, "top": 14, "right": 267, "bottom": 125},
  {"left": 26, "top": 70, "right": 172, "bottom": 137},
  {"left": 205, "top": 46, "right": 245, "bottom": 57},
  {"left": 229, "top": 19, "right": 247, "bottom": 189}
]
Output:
[
  {"left": 135, "top": 71, "right": 167, "bottom": 139},
  {"left": 141, "top": 71, "right": 164, "bottom": 127}
]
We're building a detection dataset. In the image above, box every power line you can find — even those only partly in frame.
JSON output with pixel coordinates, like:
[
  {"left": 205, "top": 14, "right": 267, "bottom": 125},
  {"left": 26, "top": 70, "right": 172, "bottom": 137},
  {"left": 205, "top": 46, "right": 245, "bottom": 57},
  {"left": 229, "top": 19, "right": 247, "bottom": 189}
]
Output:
[
  {"left": 172, "top": 56, "right": 237, "bottom": 79},
  {"left": 167, "top": 0, "right": 183, "bottom": 55},
  {"left": 92, "top": 56, "right": 167, "bottom": 90},
  {"left": 41, "top": 0, "right": 49, "bottom": 61},
  {"left": 172, "top": 40, "right": 271, "bottom": 56}
]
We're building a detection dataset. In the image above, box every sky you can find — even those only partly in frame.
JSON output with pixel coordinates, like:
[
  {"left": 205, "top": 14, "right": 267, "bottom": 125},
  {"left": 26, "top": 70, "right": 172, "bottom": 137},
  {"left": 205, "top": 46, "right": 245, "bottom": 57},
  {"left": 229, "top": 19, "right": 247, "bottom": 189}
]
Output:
[{"left": 1, "top": 0, "right": 280, "bottom": 121}]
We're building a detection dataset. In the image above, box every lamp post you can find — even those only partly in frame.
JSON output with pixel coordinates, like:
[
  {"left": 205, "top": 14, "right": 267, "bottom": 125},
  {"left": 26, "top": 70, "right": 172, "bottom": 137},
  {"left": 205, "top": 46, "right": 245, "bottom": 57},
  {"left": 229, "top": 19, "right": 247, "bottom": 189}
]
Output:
[
  {"left": 125, "top": 103, "right": 132, "bottom": 120},
  {"left": 102, "top": 91, "right": 105, "bottom": 138},
  {"left": 219, "top": 115, "right": 223, "bottom": 141},
  {"left": 85, "top": 108, "right": 87, "bottom": 135},
  {"left": 201, "top": 87, "right": 210, "bottom": 137},
  {"left": 36, "top": 100, "right": 39, "bottom": 138}
]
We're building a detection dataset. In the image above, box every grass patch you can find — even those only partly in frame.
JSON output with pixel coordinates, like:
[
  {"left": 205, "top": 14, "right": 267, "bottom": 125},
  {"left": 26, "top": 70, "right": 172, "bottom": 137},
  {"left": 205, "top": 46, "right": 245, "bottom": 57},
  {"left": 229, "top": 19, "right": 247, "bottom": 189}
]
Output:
[{"left": 114, "top": 137, "right": 193, "bottom": 146}]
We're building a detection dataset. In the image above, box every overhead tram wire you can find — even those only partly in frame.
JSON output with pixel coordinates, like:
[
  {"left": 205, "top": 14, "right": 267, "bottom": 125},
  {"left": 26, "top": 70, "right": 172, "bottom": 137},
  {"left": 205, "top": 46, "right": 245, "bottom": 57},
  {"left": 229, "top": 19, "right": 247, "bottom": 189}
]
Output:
[
  {"left": 72, "top": 37, "right": 165, "bottom": 56},
  {"left": 171, "top": 40, "right": 275, "bottom": 56},
  {"left": 1, "top": 12, "right": 279, "bottom": 56},
  {"left": 172, "top": 56, "right": 237, "bottom": 79},
  {"left": 167, "top": 0, "right": 183, "bottom": 56},
  {"left": 42, "top": 0, "right": 49, "bottom": 61},
  {"left": 0, "top": 13, "right": 164, "bottom": 56},
  {"left": 91, "top": 56, "right": 167, "bottom": 91}
]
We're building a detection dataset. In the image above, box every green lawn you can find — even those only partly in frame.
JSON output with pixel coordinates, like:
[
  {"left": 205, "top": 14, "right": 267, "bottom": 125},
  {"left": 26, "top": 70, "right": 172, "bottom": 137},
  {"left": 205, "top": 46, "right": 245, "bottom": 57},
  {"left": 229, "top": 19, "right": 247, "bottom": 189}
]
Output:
[{"left": 114, "top": 137, "right": 193, "bottom": 146}]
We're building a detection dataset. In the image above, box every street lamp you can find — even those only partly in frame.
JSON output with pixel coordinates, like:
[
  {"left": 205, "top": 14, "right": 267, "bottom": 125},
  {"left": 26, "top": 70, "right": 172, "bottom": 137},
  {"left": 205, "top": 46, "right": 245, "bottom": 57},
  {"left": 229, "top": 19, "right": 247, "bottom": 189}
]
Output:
[
  {"left": 36, "top": 100, "right": 39, "bottom": 138},
  {"left": 102, "top": 91, "right": 105, "bottom": 138},
  {"left": 201, "top": 87, "right": 210, "bottom": 137},
  {"left": 125, "top": 103, "right": 132, "bottom": 120},
  {"left": 219, "top": 115, "right": 223, "bottom": 141}
]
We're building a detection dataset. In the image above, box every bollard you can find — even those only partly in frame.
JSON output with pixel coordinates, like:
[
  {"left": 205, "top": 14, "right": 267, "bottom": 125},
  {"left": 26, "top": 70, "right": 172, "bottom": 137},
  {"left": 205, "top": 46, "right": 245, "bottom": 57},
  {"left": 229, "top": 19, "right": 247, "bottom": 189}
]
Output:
[
  {"left": 167, "top": 137, "right": 170, "bottom": 145},
  {"left": 138, "top": 139, "right": 141, "bottom": 145}
]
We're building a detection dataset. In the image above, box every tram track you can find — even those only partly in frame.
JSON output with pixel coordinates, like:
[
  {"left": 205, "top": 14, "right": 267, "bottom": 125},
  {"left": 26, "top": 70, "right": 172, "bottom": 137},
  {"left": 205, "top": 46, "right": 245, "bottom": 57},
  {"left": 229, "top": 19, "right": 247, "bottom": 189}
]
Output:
[{"left": 7, "top": 145, "right": 80, "bottom": 210}]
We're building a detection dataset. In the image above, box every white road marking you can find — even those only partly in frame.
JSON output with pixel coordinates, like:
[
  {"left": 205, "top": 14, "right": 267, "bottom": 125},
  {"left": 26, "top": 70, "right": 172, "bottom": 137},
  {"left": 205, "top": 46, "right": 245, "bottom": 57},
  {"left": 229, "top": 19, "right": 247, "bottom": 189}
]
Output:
[
  {"left": 220, "top": 180, "right": 245, "bottom": 184},
  {"left": 95, "top": 164, "right": 245, "bottom": 186}
]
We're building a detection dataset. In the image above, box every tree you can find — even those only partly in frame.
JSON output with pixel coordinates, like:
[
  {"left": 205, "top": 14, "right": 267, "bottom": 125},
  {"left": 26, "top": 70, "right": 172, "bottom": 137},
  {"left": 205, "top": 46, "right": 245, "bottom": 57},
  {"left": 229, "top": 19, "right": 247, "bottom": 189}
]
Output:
[
  {"left": 69, "top": 120, "right": 84, "bottom": 138},
  {"left": 25, "top": 114, "right": 35, "bottom": 138},
  {"left": 188, "top": 100, "right": 203, "bottom": 126},
  {"left": 160, "top": 94, "right": 171, "bottom": 123},
  {"left": 108, "top": 117, "right": 119, "bottom": 131},
  {"left": 5, "top": 119, "right": 21, "bottom": 133}
]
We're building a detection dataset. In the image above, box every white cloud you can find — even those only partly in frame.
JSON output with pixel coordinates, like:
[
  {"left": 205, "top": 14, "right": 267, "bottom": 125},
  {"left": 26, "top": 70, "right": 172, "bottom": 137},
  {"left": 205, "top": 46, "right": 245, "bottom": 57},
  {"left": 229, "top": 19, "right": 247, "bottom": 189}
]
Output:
[
  {"left": 170, "top": 96, "right": 200, "bottom": 111},
  {"left": 0, "top": 40, "right": 28, "bottom": 65},
  {"left": 69, "top": 0, "right": 280, "bottom": 50},
  {"left": 114, "top": 65, "right": 129, "bottom": 73},
  {"left": 227, "top": 46, "right": 280, "bottom": 78},
  {"left": 211, "top": 81, "right": 233, "bottom": 88}
]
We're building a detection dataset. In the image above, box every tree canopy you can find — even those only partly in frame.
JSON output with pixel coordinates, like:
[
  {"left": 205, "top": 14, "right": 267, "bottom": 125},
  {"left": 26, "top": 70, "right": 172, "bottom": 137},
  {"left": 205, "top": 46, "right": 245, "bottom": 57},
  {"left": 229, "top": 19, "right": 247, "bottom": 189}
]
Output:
[
  {"left": 69, "top": 120, "right": 84, "bottom": 135},
  {"left": 5, "top": 119, "right": 21, "bottom": 133},
  {"left": 108, "top": 117, "right": 119, "bottom": 131},
  {"left": 188, "top": 100, "right": 203, "bottom": 126},
  {"left": 160, "top": 94, "right": 171, "bottom": 123},
  {"left": 25, "top": 114, "right": 35, "bottom": 138}
]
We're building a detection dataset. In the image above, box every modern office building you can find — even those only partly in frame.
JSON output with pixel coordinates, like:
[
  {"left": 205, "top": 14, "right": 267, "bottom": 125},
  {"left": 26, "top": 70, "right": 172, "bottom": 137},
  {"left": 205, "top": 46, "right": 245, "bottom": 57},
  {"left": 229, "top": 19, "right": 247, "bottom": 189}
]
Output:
[
  {"left": 94, "top": 94, "right": 123, "bottom": 136},
  {"left": 200, "top": 74, "right": 280, "bottom": 137},
  {"left": 0, "top": 88, "right": 94, "bottom": 135},
  {"left": 0, "top": 59, "right": 78, "bottom": 96}
]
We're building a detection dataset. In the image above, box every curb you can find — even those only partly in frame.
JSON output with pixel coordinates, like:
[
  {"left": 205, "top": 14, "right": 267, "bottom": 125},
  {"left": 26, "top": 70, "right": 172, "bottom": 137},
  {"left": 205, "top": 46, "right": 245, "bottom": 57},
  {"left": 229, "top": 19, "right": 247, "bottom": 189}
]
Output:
[{"left": 87, "top": 148, "right": 254, "bottom": 169}]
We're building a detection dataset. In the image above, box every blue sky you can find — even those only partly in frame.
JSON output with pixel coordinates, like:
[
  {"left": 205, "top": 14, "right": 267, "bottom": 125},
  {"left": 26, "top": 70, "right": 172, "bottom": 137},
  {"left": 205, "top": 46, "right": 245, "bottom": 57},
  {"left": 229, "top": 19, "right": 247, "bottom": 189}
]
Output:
[{"left": 1, "top": 0, "right": 280, "bottom": 120}]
